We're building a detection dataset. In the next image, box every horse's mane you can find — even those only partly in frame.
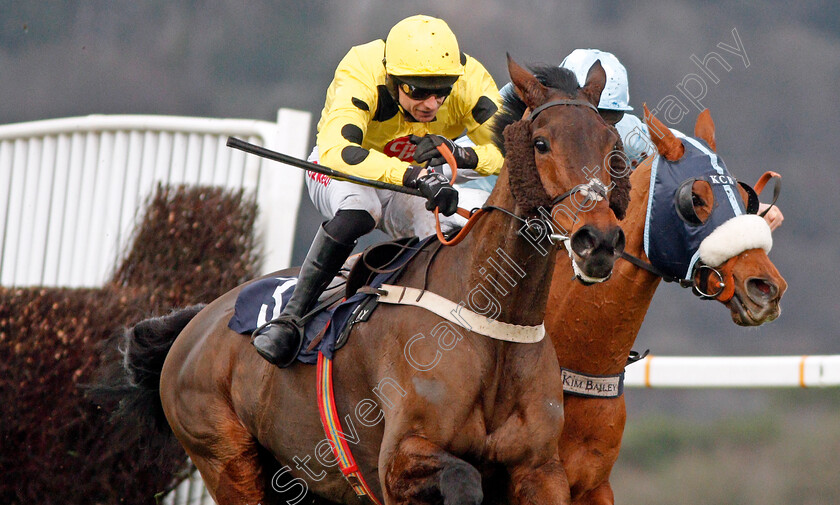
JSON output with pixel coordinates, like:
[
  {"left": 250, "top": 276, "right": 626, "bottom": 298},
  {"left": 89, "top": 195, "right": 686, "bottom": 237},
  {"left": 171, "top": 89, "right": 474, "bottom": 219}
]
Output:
[
  {"left": 608, "top": 133, "right": 631, "bottom": 220},
  {"left": 491, "top": 63, "right": 631, "bottom": 219}
]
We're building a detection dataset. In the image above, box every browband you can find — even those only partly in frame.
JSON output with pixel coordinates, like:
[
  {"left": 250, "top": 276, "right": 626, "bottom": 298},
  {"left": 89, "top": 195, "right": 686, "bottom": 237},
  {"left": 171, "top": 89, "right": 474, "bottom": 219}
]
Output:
[{"left": 528, "top": 99, "right": 599, "bottom": 120}]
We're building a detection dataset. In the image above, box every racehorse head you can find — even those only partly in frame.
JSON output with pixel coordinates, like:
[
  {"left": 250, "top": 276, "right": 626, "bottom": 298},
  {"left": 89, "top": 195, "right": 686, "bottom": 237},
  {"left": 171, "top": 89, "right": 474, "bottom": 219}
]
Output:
[
  {"left": 496, "top": 55, "right": 627, "bottom": 282},
  {"left": 644, "top": 105, "right": 787, "bottom": 325}
]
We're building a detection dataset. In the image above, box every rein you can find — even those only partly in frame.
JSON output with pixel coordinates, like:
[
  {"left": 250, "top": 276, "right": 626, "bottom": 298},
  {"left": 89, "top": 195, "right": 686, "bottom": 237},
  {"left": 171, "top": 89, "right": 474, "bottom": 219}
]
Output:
[
  {"left": 619, "top": 250, "right": 730, "bottom": 300},
  {"left": 618, "top": 251, "right": 691, "bottom": 287}
]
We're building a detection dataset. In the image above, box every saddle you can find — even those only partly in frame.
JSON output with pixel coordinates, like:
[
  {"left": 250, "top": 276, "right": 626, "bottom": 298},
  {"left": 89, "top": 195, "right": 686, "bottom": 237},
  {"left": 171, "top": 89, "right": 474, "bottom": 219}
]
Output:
[
  {"left": 228, "top": 236, "right": 436, "bottom": 364},
  {"left": 345, "top": 236, "right": 421, "bottom": 298}
]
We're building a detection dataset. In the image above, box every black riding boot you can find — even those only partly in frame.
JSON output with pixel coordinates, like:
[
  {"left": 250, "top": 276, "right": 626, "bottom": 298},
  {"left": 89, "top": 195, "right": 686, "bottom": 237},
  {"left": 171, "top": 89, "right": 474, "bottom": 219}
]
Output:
[{"left": 253, "top": 224, "right": 355, "bottom": 367}]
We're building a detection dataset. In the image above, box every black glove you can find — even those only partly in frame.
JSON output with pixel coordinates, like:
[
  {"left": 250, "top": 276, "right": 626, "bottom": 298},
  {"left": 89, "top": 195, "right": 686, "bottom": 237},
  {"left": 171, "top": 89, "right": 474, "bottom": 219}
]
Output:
[
  {"left": 410, "top": 134, "right": 478, "bottom": 169},
  {"left": 416, "top": 172, "right": 459, "bottom": 216},
  {"left": 402, "top": 165, "right": 426, "bottom": 189}
]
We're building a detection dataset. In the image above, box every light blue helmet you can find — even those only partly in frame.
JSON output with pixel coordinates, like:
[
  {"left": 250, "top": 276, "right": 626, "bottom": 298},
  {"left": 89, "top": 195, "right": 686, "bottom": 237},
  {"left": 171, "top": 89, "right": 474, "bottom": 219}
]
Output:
[{"left": 561, "top": 49, "right": 633, "bottom": 111}]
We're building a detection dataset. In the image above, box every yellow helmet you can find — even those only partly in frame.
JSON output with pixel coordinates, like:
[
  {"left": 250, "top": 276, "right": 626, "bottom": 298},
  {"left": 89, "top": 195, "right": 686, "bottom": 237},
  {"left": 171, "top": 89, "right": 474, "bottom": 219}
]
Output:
[{"left": 384, "top": 15, "right": 464, "bottom": 84}]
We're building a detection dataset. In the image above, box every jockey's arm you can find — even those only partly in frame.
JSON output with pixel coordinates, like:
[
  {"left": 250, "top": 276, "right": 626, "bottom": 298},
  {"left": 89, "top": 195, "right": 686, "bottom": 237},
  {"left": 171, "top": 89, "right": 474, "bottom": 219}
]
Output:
[
  {"left": 457, "top": 57, "right": 504, "bottom": 177},
  {"left": 317, "top": 95, "right": 412, "bottom": 186}
]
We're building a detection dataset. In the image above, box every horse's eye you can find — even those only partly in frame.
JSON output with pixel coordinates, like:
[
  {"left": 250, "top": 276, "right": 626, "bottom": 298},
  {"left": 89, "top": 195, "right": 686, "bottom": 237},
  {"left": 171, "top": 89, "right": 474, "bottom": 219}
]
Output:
[{"left": 534, "top": 138, "right": 550, "bottom": 153}]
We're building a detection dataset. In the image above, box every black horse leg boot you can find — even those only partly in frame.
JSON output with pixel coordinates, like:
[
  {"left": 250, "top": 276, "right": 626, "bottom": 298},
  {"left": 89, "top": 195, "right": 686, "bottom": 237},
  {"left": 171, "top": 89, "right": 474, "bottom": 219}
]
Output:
[{"left": 253, "top": 224, "right": 355, "bottom": 367}]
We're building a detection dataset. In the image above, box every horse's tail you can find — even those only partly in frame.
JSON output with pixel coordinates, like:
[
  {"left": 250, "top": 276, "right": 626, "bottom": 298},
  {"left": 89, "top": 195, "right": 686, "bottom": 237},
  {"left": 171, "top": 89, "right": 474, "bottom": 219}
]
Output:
[{"left": 87, "top": 305, "right": 205, "bottom": 465}]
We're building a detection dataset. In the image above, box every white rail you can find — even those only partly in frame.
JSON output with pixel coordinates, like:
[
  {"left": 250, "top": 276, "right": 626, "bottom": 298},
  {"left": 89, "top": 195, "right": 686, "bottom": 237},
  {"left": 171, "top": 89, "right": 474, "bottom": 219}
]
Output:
[
  {"left": 625, "top": 354, "right": 840, "bottom": 388},
  {"left": 0, "top": 109, "right": 311, "bottom": 287}
]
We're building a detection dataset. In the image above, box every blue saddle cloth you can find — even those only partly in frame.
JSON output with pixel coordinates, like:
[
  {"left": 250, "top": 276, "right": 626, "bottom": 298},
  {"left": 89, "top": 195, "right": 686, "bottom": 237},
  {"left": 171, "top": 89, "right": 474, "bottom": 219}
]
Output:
[{"left": 228, "top": 236, "right": 432, "bottom": 364}]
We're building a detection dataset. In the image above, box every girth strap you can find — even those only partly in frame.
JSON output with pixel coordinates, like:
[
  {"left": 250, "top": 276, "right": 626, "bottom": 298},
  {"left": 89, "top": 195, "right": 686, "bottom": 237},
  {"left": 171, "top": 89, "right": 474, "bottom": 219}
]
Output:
[{"left": 369, "top": 284, "right": 545, "bottom": 343}]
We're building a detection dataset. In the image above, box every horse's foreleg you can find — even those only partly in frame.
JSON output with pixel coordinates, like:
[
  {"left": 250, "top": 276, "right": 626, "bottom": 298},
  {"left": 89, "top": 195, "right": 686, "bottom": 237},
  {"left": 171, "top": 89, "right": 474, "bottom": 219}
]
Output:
[
  {"left": 383, "top": 435, "right": 483, "bottom": 505},
  {"left": 186, "top": 443, "right": 267, "bottom": 505},
  {"left": 509, "top": 458, "right": 572, "bottom": 505},
  {"left": 574, "top": 482, "right": 614, "bottom": 505},
  {"left": 172, "top": 407, "right": 270, "bottom": 505}
]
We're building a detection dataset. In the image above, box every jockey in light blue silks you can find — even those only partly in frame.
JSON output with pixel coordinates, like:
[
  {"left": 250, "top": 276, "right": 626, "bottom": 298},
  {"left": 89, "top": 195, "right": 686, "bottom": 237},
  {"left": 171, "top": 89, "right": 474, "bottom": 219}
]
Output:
[
  {"left": 560, "top": 48, "right": 657, "bottom": 167},
  {"left": 559, "top": 48, "right": 783, "bottom": 231},
  {"left": 469, "top": 48, "right": 656, "bottom": 196}
]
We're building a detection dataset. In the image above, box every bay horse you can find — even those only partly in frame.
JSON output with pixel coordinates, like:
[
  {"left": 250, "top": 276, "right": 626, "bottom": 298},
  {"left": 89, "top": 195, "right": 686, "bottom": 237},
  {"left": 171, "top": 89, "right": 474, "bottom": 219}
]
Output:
[
  {"left": 543, "top": 105, "right": 787, "bottom": 504},
  {"left": 98, "top": 56, "right": 628, "bottom": 505}
]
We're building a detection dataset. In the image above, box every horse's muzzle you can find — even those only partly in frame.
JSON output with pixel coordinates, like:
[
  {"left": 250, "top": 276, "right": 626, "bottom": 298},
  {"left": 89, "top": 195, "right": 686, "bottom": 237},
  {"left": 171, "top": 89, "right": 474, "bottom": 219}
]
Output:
[
  {"left": 570, "top": 225, "right": 626, "bottom": 280},
  {"left": 728, "top": 275, "right": 784, "bottom": 326}
]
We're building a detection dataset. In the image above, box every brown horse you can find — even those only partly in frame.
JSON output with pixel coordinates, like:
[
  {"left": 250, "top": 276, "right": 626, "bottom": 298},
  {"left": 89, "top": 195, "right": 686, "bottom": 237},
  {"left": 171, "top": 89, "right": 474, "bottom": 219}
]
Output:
[
  {"left": 99, "top": 56, "right": 627, "bottom": 505},
  {"left": 543, "top": 106, "right": 787, "bottom": 504}
]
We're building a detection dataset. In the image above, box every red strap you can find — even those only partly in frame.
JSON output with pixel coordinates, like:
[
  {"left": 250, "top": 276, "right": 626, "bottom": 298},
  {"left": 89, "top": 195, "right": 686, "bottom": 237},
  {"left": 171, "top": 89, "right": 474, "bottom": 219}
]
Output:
[{"left": 316, "top": 353, "right": 383, "bottom": 505}]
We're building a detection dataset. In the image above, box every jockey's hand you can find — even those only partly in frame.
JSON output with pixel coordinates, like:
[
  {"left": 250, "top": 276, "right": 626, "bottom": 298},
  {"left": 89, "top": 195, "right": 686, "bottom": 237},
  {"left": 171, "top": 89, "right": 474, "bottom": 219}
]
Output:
[
  {"left": 402, "top": 164, "right": 427, "bottom": 188},
  {"left": 410, "top": 134, "right": 478, "bottom": 169},
  {"left": 759, "top": 203, "right": 784, "bottom": 231},
  {"left": 405, "top": 169, "right": 459, "bottom": 216}
]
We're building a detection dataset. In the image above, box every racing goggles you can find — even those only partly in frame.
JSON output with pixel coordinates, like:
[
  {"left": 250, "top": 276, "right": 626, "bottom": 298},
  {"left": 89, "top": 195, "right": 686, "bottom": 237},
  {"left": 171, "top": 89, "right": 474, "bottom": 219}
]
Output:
[{"left": 396, "top": 79, "right": 453, "bottom": 100}]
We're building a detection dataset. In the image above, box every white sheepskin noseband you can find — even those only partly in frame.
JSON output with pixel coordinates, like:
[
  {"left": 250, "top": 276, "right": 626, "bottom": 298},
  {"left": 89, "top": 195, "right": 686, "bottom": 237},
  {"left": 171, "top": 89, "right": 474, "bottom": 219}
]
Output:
[{"left": 698, "top": 214, "right": 772, "bottom": 267}]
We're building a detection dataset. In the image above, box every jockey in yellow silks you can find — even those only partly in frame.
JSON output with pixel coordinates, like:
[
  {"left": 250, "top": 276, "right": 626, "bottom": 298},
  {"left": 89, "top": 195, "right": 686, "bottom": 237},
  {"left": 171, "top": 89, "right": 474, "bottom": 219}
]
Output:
[{"left": 254, "top": 15, "right": 503, "bottom": 366}]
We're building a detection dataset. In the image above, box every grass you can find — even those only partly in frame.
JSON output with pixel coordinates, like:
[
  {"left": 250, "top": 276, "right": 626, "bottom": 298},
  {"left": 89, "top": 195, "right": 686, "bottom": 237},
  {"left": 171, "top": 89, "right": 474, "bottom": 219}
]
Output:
[{"left": 610, "top": 389, "right": 840, "bottom": 505}]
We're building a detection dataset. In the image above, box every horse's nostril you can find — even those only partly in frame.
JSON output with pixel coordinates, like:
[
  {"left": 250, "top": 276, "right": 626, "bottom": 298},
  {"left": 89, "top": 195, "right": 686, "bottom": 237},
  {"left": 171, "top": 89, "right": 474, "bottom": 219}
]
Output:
[
  {"left": 747, "top": 277, "right": 778, "bottom": 301},
  {"left": 612, "top": 228, "right": 626, "bottom": 255},
  {"left": 571, "top": 227, "right": 596, "bottom": 257}
]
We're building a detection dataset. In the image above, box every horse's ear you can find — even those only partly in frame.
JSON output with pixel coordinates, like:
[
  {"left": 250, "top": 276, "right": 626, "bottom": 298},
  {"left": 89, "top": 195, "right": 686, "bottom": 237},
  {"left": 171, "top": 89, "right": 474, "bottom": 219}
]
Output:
[
  {"left": 643, "top": 103, "right": 685, "bottom": 161},
  {"left": 694, "top": 108, "right": 717, "bottom": 152},
  {"left": 581, "top": 60, "right": 606, "bottom": 108},
  {"left": 507, "top": 53, "right": 549, "bottom": 110}
]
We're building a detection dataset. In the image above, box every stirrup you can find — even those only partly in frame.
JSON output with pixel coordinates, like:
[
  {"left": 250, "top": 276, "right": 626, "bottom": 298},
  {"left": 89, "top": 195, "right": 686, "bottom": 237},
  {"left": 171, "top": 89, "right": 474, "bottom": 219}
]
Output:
[
  {"left": 252, "top": 316, "right": 305, "bottom": 368},
  {"left": 250, "top": 315, "right": 304, "bottom": 340}
]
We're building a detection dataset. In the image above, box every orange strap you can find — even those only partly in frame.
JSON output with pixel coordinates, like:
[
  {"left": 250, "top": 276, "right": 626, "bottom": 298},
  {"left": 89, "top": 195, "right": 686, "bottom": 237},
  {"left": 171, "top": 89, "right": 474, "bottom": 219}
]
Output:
[
  {"left": 705, "top": 256, "right": 737, "bottom": 303},
  {"left": 435, "top": 207, "right": 490, "bottom": 246},
  {"left": 754, "top": 171, "right": 781, "bottom": 195},
  {"left": 428, "top": 142, "right": 495, "bottom": 246},
  {"left": 426, "top": 142, "right": 462, "bottom": 245}
]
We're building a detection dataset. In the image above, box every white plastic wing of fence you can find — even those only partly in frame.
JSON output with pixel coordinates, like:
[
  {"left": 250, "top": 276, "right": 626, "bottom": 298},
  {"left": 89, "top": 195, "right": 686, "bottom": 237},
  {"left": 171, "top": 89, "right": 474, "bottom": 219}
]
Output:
[{"left": 0, "top": 109, "right": 310, "bottom": 287}]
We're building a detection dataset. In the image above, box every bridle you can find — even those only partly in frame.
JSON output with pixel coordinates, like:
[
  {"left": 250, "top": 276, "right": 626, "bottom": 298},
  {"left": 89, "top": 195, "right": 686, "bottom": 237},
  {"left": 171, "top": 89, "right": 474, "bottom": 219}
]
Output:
[
  {"left": 528, "top": 98, "right": 600, "bottom": 120},
  {"left": 434, "top": 97, "right": 609, "bottom": 247},
  {"left": 618, "top": 250, "right": 729, "bottom": 300},
  {"left": 618, "top": 171, "right": 781, "bottom": 302}
]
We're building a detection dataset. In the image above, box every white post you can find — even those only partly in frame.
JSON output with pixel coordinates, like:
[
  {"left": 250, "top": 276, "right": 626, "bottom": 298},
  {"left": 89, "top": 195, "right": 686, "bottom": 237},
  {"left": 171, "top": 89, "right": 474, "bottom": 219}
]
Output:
[{"left": 254, "top": 108, "right": 311, "bottom": 273}]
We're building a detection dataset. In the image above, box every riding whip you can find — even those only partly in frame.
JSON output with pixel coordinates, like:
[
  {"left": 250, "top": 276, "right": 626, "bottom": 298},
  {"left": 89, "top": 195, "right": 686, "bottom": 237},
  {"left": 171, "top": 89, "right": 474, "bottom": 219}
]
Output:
[{"left": 226, "top": 137, "right": 423, "bottom": 196}]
